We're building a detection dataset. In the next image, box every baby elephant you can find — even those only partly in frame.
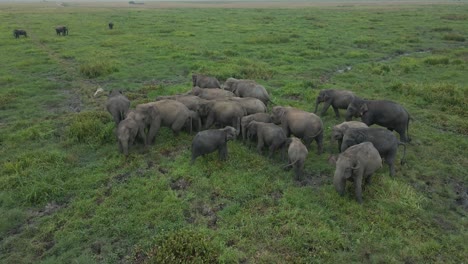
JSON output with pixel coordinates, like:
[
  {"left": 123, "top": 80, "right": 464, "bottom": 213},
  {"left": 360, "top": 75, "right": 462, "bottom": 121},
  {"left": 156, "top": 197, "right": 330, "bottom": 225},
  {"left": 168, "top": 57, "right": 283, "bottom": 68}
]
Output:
[
  {"left": 246, "top": 121, "right": 287, "bottom": 158},
  {"left": 284, "top": 137, "right": 308, "bottom": 180},
  {"left": 117, "top": 113, "right": 139, "bottom": 156},
  {"left": 106, "top": 90, "right": 130, "bottom": 125},
  {"left": 334, "top": 142, "right": 382, "bottom": 204},
  {"left": 191, "top": 126, "right": 237, "bottom": 164}
]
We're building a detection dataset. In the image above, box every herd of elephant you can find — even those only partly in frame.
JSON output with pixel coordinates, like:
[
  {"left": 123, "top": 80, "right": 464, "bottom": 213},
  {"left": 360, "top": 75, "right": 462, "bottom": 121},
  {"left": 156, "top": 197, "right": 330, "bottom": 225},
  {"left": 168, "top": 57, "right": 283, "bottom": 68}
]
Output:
[
  {"left": 98, "top": 74, "right": 411, "bottom": 204},
  {"left": 12, "top": 23, "right": 114, "bottom": 39}
]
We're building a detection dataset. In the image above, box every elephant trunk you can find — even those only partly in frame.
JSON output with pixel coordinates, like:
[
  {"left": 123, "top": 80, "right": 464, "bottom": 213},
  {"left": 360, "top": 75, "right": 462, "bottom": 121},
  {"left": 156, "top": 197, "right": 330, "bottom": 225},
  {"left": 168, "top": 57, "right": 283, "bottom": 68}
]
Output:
[
  {"left": 344, "top": 110, "right": 353, "bottom": 121},
  {"left": 333, "top": 168, "right": 346, "bottom": 196},
  {"left": 314, "top": 97, "right": 320, "bottom": 113},
  {"left": 120, "top": 140, "right": 129, "bottom": 156}
]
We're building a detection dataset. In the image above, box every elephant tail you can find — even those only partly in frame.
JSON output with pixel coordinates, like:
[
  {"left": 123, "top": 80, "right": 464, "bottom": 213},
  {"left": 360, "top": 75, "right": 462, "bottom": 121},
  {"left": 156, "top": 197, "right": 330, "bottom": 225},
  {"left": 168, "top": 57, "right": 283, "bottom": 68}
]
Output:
[
  {"left": 406, "top": 111, "right": 412, "bottom": 143},
  {"left": 398, "top": 142, "right": 407, "bottom": 166}
]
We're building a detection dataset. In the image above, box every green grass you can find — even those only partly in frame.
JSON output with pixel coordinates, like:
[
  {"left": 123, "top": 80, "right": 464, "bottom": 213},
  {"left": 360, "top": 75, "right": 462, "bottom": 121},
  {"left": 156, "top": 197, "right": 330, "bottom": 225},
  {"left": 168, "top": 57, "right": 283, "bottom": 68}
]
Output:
[{"left": 0, "top": 2, "right": 467, "bottom": 263}]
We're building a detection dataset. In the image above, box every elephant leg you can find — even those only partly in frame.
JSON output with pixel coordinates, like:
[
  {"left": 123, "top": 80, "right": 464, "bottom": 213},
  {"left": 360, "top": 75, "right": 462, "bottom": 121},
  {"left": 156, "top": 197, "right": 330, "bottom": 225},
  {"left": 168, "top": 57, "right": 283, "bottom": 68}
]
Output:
[
  {"left": 204, "top": 113, "right": 215, "bottom": 130},
  {"left": 385, "top": 155, "right": 396, "bottom": 177},
  {"left": 257, "top": 137, "right": 264, "bottom": 155},
  {"left": 315, "top": 132, "right": 323, "bottom": 155},
  {"left": 396, "top": 126, "right": 408, "bottom": 143},
  {"left": 354, "top": 174, "right": 363, "bottom": 204},
  {"left": 338, "top": 139, "right": 343, "bottom": 153},
  {"left": 218, "top": 143, "right": 228, "bottom": 160},
  {"left": 294, "top": 162, "right": 303, "bottom": 181},
  {"left": 147, "top": 122, "right": 160, "bottom": 145},
  {"left": 320, "top": 101, "right": 331, "bottom": 116},
  {"left": 332, "top": 106, "right": 340, "bottom": 119},
  {"left": 171, "top": 117, "right": 186, "bottom": 136}
]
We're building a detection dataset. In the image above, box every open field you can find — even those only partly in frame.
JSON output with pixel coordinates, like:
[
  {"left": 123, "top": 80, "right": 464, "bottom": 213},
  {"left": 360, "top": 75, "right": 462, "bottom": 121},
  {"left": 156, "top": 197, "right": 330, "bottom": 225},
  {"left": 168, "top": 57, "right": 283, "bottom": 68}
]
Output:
[{"left": 0, "top": 1, "right": 467, "bottom": 263}]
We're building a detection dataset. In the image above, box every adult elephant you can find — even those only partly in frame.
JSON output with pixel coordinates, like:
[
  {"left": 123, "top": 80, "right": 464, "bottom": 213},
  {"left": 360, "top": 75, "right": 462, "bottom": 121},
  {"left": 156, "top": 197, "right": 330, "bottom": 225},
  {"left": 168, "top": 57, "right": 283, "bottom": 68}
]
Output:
[
  {"left": 341, "top": 127, "right": 406, "bottom": 177},
  {"left": 135, "top": 100, "right": 196, "bottom": 144},
  {"left": 108, "top": 22, "right": 114, "bottom": 30},
  {"left": 192, "top": 74, "right": 221, "bottom": 88},
  {"left": 271, "top": 106, "right": 323, "bottom": 154},
  {"left": 314, "top": 89, "right": 355, "bottom": 118},
  {"left": 222, "top": 77, "right": 271, "bottom": 105},
  {"left": 13, "top": 29, "right": 27, "bottom": 38},
  {"left": 330, "top": 121, "right": 368, "bottom": 152},
  {"left": 333, "top": 142, "right": 382, "bottom": 204},
  {"left": 198, "top": 100, "right": 246, "bottom": 133},
  {"left": 246, "top": 121, "right": 287, "bottom": 158},
  {"left": 134, "top": 103, "right": 161, "bottom": 146},
  {"left": 229, "top": 97, "right": 267, "bottom": 115},
  {"left": 241, "top": 113, "right": 272, "bottom": 141},
  {"left": 191, "top": 86, "right": 234, "bottom": 100},
  {"left": 105, "top": 90, "right": 130, "bottom": 125},
  {"left": 55, "top": 26, "right": 68, "bottom": 36},
  {"left": 345, "top": 98, "right": 411, "bottom": 142}
]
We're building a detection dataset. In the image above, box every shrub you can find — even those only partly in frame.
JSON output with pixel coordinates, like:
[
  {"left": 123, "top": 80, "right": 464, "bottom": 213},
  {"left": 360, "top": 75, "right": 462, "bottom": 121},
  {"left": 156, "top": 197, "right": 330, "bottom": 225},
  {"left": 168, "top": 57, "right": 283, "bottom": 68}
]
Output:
[
  {"left": 442, "top": 33, "right": 465, "bottom": 42},
  {"left": 65, "top": 111, "right": 115, "bottom": 145},
  {"left": 79, "top": 60, "right": 119, "bottom": 78}
]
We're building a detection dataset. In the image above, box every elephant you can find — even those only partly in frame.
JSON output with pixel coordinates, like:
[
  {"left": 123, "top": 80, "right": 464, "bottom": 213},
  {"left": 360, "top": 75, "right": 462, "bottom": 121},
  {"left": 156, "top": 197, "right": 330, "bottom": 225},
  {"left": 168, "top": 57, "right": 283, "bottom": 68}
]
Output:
[
  {"left": 229, "top": 97, "right": 267, "bottom": 115},
  {"left": 331, "top": 121, "right": 368, "bottom": 152},
  {"left": 191, "top": 126, "right": 237, "bottom": 164},
  {"left": 13, "top": 29, "right": 27, "bottom": 38},
  {"left": 55, "top": 26, "right": 68, "bottom": 36},
  {"left": 345, "top": 98, "right": 411, "bottom": 142},
  {"left": 284, "top": 137, "right": 308, "bottom": 180},
  {"left": 106, "top": 90, "right": 130, "bottom": 125},
  {"left": 240, "top": 113, "right": 272, "bottom": 141},
  {"left": 314, "top": 89, "right": 355, "bottom": 118},
  {"left": 271, "top": 106, "right": 323, "bottom": 154},
  {"left": 108, "top": 22, "right": 114, "bottom": 29},
  {"left": 222, "top": 77, "right": 271, "bottom": 105},
  {"left": 117, "top": 112, "right": 140, "bottom": 156},
  {"left": 184, "top": 110, "right": 202, "bottom": 133},
  {"left": 341, "top": 127, "right": 406, "bottom": 177},
  {"left": 134, "top": 100, "right": 195, "bottom": 144},
  {"left": 333, "top": 142, "right": 382, "bottom": 204},
  {"left": 246, "top": 121, "right": 287, "bottom": 158},
  {"left": 198, "top": 100, "right": 246, "bottom": 133},
  {"left": 156, "top": 94, "right": 207, "bottom": 112},
  {"left": 191, "top": 86, "right": 235, "bottom": 100},
  {"left": 192, "top": 74, "right": 221, "bottom": 88}
]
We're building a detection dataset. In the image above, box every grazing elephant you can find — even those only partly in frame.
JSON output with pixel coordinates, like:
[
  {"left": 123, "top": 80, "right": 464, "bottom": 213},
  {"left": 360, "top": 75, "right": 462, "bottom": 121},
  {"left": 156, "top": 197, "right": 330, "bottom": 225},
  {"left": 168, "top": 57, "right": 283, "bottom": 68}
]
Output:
[
  {"left": 241, "top": 113, "right": 272, "bottom": 141},
  {"left": 284, "top": 137, "right": 308, "bottom": 180},
  {"left": 191, "top": 126, "right": 237, "bottom": 164},
  {"left": 246, "top": 121, "right": 287, "bottom": 158},
  {"left": 341, "top": 127, "right": 406, "bottom": 177},
  {"left": 331, "top": 121, "right": 368, "bottom": 152},
  {"left": 334, "top": 142, "right": 382, "bottom": 204},
  {"left": 13, "top": 29, "right": 27, "bottom": 38},
  {"left": 106, "top": 90, "right": 130, "bottom": 125},
  {"left": 55, "top": 26, "right": 68, "bottom": 36},
  {"left": 229, "top": 97, "right": 267, "bottom": 115},
  {"left": 108, "top": 22, "right": 114, "bottom": 29},
  {"left": 345, "top": 98, "right": 411, "bottom": 142},
  {"left": 198, "top": 100, "right": 246, "bottom": 133},
  {"left": 271, "top": 106, "right": 323, "bottom": 154},
  {"left": 191, "top": 86, "right": 235, "bottom": 100},
  {"left": 192, "top": 74, "right": 221, "bottom": 88},
  {"left": 117, "top": 112, "right": 140, "bottom": 156},
  {"left": 222, "top": 77, "right": 271, "bottom": 105},
  {"left": 314, "top": 89, "right": 355, "bottom": 118},
  {"left": 136, "top": 100, "right": 193, "bottom": 144}
]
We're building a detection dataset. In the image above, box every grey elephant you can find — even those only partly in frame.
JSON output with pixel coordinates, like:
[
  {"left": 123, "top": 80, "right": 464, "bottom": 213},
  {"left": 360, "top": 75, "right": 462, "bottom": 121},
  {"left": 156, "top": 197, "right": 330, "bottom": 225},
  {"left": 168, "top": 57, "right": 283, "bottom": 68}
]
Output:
[
  {"left": 331, "top": 121, "right": 368, "bottom": 152},
  {"left": 55, "top": 26, "right": 68, "bottom": 36},
  {"left": 345, "top": 98, "right": 411, "bottom": 142},
  {"left": 222, "top": 77, "right": 271, "bottom": 105},
  {"left": 191, "top": 126, "right": 237, "bottom": 164},
  {"left": 106, "top": 90, "right": 130, "bottom": 125},
  {"left": 136, "top": 100, "right": 193, "bottom": 144},
  {"left": 314, "top": 89, "right": 355, "bottom": 118},
  {"left": 198, "top": 100, "right": 246, "bottom": 133},
  {"left": 284, "top": 137, "right": 308, "bottom": 180},
  {"left": 271, "top": 106, "right": 323, "bottom": 154},
  {"left": 333, "top": 142, "right": 382, "bottom": 204},
  {"left": 117, "top": 112, "right": 142, "bottom": 156},
  {"left": 13, "top": 29, "right": 27, "bottom": 38},
  {"left": 192, "top": 74, "right": 221, "bottom": 88},
  {"left": 156, "top": 94, "right": 207, "bottom": 112},
  {"left": 246, "top": 121, "right": 287, "bottom": 158},
  {"left": 341, "top": 127, "right": 406, "bottom": 177},
  {"left": 229, "top": 97, "right": 267, "bottom": 115},
  {"left": 191, "top": 86, "right": 235, "bottom": 100},
  {"left": 184, "top": 110, "right": 202, "bottom": 133},
  {"left": 134, "top": 103, "right": 161, "bottom": 145},
  {"left": 241, "top": 113, "right": 272, "bottom": 141},
  {"left": 108, "top": 22, "right": 114, "bottom": 29}
]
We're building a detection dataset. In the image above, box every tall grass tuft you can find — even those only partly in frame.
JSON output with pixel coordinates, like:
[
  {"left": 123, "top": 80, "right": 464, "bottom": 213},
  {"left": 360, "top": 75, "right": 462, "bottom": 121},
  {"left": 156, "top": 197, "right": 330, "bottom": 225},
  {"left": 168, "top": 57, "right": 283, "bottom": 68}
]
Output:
[
  {"left": 79, "top": 60, "right": 119, "bottom": 78},
  {"left": 442, "top": 33, "right": 465, "bottom": 42}
]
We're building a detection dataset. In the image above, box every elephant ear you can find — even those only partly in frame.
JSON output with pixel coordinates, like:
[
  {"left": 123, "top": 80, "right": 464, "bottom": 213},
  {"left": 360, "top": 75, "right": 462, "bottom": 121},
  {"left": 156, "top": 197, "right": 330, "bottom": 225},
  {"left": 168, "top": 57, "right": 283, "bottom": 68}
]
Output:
[{"left": 359, "top": 103, "right": 368, "bottom": 116}]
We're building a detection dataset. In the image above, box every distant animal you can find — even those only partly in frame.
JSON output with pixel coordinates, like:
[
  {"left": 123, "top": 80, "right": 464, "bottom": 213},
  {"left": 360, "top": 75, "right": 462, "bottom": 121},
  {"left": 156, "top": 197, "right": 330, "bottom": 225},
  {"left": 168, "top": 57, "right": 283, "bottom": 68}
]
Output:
[
  {"left": 345, "top": 98, "right": 411, "bottom": 142},
  {"left": 192, "top": 74, "right": 221, "bottom": 88},
  {"left": 333, "top": 142, "right": 382, "bottom": 204},
  {"left": 191, "top": 126, "right": 237, "bottom": 164},
  {"left": 108, "top": 22, "right": 114, "bottom": 29},
  {"left": 222, "top": 77, "right": 271, "bottom": 105},
  {"left": 55, "top": 26, "right": 68, "bottom": 36},
  {"left": 330, "top": 121, "right": 368, "bottom": 152},
  {"left": 105, "top": 90, "right": 130, "bottom": 125},
  {"left": 314, "top": 89, "right": 355, "bottom": 118},
  {"left": 284, "top": 137, "right": 309, "bottom": 180},
  {"left": 13, "top": 29, "right": 27, "bottom": 38},
  {"left": 240, "top": 113, "right": 272, "bottom": 141},
  {"left": 246, "top": 121, "right": 287, "bottom": 158},
  {"left": 271, "top": 106, "right": 323, "bottom": 154},
  {"left": 341, "top": 127, "right": 406, "bottom": 177}
]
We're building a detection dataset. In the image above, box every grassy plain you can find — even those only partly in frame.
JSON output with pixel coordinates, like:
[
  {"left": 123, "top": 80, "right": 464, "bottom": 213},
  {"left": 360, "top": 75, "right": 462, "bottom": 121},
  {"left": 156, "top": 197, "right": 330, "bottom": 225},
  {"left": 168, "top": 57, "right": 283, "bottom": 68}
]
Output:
[{"left": 0, "top": 1, "right": 467, "bottom": 263}]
